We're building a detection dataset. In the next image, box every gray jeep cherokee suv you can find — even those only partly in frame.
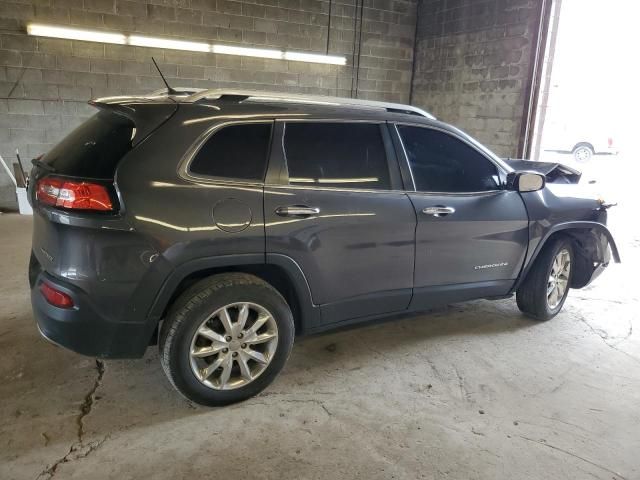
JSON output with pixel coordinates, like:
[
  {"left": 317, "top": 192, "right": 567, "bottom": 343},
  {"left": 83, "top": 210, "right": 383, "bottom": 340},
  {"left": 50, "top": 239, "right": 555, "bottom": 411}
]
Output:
[{"left": 28, "top": 90, "right": 619, "bottom": 406}]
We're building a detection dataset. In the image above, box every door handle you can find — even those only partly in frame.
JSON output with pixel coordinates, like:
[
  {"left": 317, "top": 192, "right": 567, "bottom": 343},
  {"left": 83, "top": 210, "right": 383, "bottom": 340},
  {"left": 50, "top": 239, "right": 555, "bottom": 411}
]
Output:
[
  {"left": 422, "top": 206, "right": 455, "bottom": 217},
  {"left": 275, "top": 205, "right": 320, "bottom": 217}
]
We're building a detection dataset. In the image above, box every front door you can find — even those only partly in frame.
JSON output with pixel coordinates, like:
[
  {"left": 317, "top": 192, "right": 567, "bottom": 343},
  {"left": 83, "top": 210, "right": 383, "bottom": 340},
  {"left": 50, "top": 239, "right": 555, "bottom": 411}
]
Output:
[
  {"left": 264, "top": 120, "right": 416, "bottom": 326},
  {"left": 393, "top": 124, "right": 529, "bottom": 309}
]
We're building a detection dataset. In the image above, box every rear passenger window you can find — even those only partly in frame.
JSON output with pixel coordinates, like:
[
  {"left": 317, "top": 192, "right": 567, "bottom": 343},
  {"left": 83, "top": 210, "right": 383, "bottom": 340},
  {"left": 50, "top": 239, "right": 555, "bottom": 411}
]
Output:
[
  {"left": 190, "top": 123, "right": 272, "bottom": 181},
  {"left": 283, "top": 123, "right": 391, "bottom": 190}
]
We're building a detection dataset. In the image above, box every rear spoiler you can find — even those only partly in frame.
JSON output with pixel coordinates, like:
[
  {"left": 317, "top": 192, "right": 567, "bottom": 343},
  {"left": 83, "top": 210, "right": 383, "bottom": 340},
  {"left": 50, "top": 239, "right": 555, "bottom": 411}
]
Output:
[
  {"left": 503, "top": 159, "right": 581, "bottom": 184},
  {"left": 88, "top": 96, "right": 178, "bottom": 147}
]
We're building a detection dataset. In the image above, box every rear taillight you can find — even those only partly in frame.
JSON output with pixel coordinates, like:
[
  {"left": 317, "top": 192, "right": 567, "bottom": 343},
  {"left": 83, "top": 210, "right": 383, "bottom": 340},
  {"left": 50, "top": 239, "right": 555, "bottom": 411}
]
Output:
[
  {"left": 39, "top": 282, "right": 74, "bottom": 309},
  {"left": 36, "top": 176, "right": 114, "bottom": 211},
  {"left": 608, "top": 137, "right": 613, "bottom": 148}
]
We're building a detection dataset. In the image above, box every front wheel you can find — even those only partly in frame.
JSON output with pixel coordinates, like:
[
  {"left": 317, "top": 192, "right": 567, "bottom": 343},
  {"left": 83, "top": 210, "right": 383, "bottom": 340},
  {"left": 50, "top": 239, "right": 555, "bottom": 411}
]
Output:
[
  {"left": 159, "top": 273, "right": 295, "bottom": 406},
  {"left": 516, "top": 237, "right": 574, "bottom": 321}
]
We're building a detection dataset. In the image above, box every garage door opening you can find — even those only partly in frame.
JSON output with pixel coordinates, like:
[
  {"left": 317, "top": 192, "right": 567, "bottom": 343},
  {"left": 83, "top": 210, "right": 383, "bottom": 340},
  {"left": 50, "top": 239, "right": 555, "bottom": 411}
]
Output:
[{"left": 529, "top": 0, "right": 639, "bottom": 188}]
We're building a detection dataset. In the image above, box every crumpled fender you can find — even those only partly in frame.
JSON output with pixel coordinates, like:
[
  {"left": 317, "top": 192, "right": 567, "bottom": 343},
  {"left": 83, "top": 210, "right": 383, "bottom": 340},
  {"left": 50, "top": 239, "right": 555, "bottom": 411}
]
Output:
[
  {"left": 503, "top": 158, "right": 581, "bottom": 184},
  {"left": 549, "top": 221, "right": 621, "bottom": 263},
  {"left": 512, "top": 221, "right": 620, "bottom": 292}
]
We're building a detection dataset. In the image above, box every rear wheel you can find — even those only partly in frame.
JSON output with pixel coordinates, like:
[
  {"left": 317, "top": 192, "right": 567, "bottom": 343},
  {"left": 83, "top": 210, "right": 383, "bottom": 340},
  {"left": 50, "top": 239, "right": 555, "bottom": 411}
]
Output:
[
  {"left": 159, "top": 273, "right": 294, "bottom": 406},
  {"left": 517, "top": 237, "right": 573, "bottom": 321}
]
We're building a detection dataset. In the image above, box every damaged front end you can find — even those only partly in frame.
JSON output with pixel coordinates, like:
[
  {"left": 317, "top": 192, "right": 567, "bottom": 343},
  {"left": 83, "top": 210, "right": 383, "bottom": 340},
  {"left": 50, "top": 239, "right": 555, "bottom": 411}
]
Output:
[
  {"left": 511, "top": 157, "right": 621, "bottom": 293},
  {"left": 564, "top": 226, "right": 619, "bottom": 288},
  {"left": 503, "top": 158, "right": 582, "bottom": 184}
]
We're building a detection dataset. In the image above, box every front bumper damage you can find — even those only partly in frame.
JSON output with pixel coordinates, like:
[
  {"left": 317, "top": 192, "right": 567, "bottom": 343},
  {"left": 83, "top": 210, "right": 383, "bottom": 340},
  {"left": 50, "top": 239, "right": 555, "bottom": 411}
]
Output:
[{"left": 569, "top": 226, "right": 619, "bottom": 289}]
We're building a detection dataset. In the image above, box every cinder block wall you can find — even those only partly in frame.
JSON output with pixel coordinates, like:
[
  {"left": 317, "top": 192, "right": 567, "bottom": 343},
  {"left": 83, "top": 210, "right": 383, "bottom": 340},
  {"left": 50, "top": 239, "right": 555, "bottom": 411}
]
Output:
[
  {"left": 0, "top": 0, "right": 417, "bottom": 209},
  {"left": 411, "top": 0, "right": 542, "bottom": 157}
]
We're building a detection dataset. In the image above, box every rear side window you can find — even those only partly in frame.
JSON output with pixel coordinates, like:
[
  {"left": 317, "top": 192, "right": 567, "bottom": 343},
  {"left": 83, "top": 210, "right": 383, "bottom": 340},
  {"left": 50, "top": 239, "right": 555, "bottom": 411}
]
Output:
[
  {"left": 398, "top": 126, "right": 500, "bottom": 192},
  {"left": 42, "top": 111, "right": 134, "bottom": 179},
  {"left": 189, "top": 123, "right": 272, "bottom": 181},
  {"left": 283, "top": 122, "right": 391, "bottom": 190}
]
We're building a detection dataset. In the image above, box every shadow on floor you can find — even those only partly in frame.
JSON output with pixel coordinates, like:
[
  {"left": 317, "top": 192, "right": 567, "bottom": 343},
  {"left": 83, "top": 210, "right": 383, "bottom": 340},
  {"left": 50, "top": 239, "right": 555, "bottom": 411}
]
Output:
[{"left": 5, "top": 295, "right": 539, "bottom": 461}]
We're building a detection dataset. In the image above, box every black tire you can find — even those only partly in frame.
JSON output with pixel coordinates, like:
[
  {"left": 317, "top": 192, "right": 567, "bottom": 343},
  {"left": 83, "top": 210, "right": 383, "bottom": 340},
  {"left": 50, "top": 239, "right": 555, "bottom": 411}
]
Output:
[
  {"left": 516, "top": 237, "right": 574, "bottom": 321},
  {"left": 159, "top": 273, "right": 295, "bottom": 406},
  {"left": 572, "top": 143, "right": 594, "bottom": 163}
]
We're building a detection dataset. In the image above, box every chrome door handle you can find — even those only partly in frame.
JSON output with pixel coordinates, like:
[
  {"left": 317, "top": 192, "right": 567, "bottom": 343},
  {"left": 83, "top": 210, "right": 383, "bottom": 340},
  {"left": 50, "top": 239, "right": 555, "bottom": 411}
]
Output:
[
  {"left": 275, "top": 206, "right": 320, "bottom": 217},
  {"left": 422, "top": 206, "right": 455, "bottom": 217}
]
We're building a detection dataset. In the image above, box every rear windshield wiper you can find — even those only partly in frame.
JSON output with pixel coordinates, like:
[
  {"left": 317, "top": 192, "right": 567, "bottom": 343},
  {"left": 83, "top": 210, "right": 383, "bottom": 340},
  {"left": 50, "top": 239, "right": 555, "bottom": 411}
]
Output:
[{"left": 31, "top": 158, "right": 56, "bottom": 173}]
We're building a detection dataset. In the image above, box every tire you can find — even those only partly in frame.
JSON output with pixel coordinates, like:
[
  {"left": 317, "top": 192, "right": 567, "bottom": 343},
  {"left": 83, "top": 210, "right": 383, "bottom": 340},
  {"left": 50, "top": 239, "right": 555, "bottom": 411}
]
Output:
[
  {"left": 159, "top": 273, "right": 295, "bottom": 406},
  {"left": 516, "top": 237, "right": 574, "bottom": 321},
  {"left": 572, "top": 143, "right": 594, "bottom": 163}
]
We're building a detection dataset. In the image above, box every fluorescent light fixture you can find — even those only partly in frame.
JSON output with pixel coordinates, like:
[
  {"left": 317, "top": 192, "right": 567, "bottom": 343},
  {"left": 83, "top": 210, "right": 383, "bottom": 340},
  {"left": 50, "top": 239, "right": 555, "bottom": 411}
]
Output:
[
  {"left": 26, "top": 23, "right": 347, "bottom": 66},
  {"left": 289, "top": 177, "right": 380, "bottom": 184},
  {"left": 27, "top": 23, "right": 126, "bottom": 44},
  {"left": 288, "top": 178, "right": 316, "bottom": 183},
  {"left": 129, "top": 35, "right": 209, "bottom": 52},
  {"left": 212, "top": 44, "right": 283, "bottom": 60},
  {"left": 317, "top": 177, "right": 379, "bottom": 183},
  {"left": 284, "top": 51, "right": 346, "bottom": 65}
]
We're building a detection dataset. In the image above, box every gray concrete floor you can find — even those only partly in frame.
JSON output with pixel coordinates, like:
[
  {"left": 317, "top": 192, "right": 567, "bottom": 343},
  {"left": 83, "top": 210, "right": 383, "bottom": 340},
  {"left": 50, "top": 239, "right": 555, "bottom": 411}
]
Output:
[{"left": 1, "top": 188, "right": 639, "bottom": 479}]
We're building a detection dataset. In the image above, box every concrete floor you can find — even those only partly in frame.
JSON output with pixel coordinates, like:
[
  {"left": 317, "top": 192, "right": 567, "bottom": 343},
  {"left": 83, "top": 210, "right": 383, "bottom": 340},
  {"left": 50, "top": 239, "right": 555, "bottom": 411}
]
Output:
[{"left": 1, "top": 188, "right": 639, "bottom": 479}]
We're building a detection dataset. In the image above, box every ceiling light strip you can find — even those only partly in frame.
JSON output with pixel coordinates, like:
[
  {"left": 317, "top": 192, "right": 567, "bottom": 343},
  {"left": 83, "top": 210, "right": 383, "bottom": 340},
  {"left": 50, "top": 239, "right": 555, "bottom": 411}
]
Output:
[{"left": 27, "top": 23, "right": 347, "bottom": 65}]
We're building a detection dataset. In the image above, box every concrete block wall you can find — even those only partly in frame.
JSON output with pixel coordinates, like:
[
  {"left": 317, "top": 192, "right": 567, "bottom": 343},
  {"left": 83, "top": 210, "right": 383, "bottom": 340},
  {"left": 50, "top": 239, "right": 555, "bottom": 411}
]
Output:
[
  {"left": 411, "top": 0, "right": 542, "bottom": 157},
  {"left": 0, "top": 0, "right": 417, "bottom": 209}
]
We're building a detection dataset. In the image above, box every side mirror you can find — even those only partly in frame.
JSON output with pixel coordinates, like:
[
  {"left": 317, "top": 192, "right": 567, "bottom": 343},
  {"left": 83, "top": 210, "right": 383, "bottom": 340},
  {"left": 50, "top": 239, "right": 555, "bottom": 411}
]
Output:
[{"left": 507, "top": 171, "right": 545, "bottom": 193}]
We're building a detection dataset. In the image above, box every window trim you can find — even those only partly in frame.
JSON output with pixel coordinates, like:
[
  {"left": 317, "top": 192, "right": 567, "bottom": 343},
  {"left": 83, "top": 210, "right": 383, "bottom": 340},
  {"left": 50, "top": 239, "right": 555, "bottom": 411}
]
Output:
[
  {"left": 178, "top": 120, "right": 274, "bottom": 186},
  {"left": 277, "top": 118, "right": 401, "bottom": 193},
  {"left": 393, "top": 122, "right": 508, "bottom": 195}
]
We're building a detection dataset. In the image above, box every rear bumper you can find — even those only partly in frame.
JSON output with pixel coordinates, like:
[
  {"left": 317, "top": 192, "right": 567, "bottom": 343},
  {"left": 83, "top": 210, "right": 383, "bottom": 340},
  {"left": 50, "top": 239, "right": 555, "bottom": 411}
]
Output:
[{"left": 31, "top": 267, "right": 151, "bottom": 359}]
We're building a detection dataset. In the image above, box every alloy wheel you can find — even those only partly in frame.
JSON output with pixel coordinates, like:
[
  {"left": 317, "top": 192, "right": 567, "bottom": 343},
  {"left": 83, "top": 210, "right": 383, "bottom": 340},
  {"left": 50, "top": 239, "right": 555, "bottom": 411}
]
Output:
[
  {"left": 189, "top": 302, "right": 279, "bottom": 390},
  {"left": 547, "top": 248, "right": 571, "bottom": 309}
]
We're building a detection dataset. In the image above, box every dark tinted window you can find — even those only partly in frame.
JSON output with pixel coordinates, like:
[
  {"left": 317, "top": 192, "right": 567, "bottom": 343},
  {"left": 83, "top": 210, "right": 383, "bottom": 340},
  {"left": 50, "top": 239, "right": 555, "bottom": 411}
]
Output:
[
  {"left": 284, "top": 123, "right": 391, "bottom": 190},
  {"left": 398, "top": 126, "right": 500, "bottom": 192},
  {"left": 42, "top": 111, "right": 134, "bottom": 179},
  {"left": 190, "top": 123, "right": 272, "bottom": 181}
]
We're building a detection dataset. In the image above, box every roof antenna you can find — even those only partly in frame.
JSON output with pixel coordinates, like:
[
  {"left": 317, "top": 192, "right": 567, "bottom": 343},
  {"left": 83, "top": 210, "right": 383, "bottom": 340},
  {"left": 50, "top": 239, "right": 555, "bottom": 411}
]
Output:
[{"left": 151, "top": 57, "right": 177, "bottom": 95}]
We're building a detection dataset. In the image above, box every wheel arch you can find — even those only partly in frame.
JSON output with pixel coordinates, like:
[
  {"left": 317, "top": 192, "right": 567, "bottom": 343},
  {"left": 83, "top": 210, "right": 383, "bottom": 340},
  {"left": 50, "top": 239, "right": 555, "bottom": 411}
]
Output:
[
  {"left": 144, "top": 254, "right": 320, "bottom": 346},
  {"left": 512, "top": 221, "right": 620, "bottom": 292}
]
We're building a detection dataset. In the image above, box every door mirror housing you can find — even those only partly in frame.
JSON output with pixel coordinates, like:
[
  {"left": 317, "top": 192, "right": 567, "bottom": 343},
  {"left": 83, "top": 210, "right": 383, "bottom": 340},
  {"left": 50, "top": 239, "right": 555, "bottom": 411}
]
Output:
[{"left": 507, "top": 171, "right": 546, "bottom": 193}]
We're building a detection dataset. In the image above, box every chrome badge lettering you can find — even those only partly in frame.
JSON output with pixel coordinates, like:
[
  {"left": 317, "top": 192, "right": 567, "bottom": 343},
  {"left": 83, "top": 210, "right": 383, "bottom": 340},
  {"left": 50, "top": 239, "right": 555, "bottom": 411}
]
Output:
[{"left": 474, "top": 262, "right": 508, "bottom": 270}]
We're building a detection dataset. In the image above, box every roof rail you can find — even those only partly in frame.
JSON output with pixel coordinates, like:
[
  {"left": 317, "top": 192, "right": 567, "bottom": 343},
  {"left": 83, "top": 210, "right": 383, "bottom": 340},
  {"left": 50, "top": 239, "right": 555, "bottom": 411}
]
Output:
[{"left": 189, "top": 89, "right": 435, "bottom": 119}]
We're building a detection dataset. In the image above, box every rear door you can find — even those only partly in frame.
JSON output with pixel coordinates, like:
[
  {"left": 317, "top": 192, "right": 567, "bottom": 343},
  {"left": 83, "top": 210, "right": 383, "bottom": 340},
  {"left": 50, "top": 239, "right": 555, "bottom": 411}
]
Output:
[
  {"left": 264, "top": 120, "right": 416, "bottom": 327},
  {"left": 392, "top": 124, "right": 529, "bottom": 309}
]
